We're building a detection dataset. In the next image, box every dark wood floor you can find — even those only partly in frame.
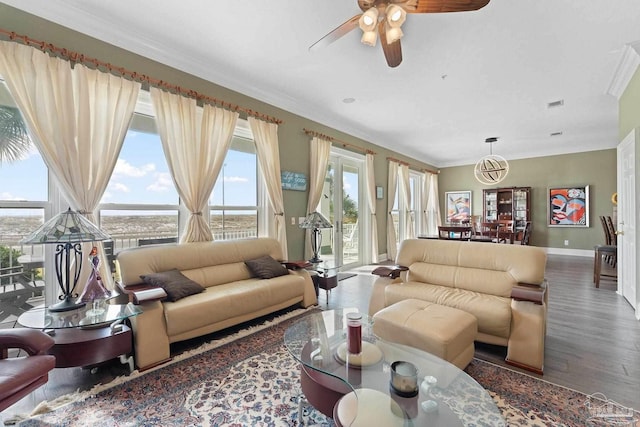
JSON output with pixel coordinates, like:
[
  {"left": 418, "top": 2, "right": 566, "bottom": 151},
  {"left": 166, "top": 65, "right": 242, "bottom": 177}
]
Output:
[{"left": 3, "top": 254, "right": 639, "bottom": 422}]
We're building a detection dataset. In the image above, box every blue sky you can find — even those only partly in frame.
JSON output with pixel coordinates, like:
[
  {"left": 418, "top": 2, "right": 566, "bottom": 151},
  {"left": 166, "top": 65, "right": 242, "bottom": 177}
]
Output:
[{"left": 0, "top": 130, "right": 257, "bottom": 207}]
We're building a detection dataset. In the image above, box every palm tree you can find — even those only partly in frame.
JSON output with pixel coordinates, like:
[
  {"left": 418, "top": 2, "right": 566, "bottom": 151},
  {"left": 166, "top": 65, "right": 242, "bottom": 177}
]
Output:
[{"left": 0, "top": 105, "right": 31, "bottom": 163}]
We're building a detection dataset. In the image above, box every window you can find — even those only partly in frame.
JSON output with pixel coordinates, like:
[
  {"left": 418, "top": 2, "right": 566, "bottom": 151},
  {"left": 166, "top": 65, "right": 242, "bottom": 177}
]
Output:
[
  {"left": 392, "top": 170, "right": 424, "bottom": 242},
  {"left": 209, "top": 123, "right": 259, "bottom": 241},
  {"left": 99, "top": 111, "right": 180, "bottom": 253},
  {"left": 0, "top": 80, "right": 47, "bottom": 297}
]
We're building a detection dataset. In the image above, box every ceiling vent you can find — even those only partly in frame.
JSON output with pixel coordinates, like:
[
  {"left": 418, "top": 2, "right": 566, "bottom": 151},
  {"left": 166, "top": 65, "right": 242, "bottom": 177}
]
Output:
[
  {"left": 550, "top": 131, "right": 563, "bottom": 137},
  {"left": 547, "top": 99, "right": 564, "bottom": 109}
]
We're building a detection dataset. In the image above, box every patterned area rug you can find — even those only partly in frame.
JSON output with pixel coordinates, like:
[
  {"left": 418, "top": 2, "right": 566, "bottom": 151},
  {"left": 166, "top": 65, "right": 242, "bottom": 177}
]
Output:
[{"left": 11, "top": 308, "right": 639, "bottom": 426}]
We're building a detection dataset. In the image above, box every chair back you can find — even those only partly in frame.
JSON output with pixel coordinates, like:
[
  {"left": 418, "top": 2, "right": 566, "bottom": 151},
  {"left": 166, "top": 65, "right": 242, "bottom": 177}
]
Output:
[
  {"left": 438, "top": 226, "right": 472, "bottom": 240},
  {"left": 520, "top": 221, "right": 532, "bottom": 245},
  {"left": 599, "top": 216, "right": 612, "bottom": 245},
  {"left": 605, "top": 216, "right": 617, "bottom": 246}
]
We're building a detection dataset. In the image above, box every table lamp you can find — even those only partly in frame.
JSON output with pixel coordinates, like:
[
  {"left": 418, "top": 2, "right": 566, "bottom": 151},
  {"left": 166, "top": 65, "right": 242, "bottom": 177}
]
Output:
[
  {"left": 300, "top": 211, "right": 333, "bottom": 263},
  {"left": 20, "top": 208, "right": 111, "bottom": 312}
]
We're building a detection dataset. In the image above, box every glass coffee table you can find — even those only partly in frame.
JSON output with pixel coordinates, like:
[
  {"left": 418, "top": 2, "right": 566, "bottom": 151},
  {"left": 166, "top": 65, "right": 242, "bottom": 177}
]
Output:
[{"left": 284, "top": 309, "right": 505, "bottom": 426}]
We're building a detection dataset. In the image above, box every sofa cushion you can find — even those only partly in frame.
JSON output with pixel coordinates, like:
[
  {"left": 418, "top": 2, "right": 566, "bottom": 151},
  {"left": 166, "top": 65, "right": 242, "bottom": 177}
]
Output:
[
  {"left": 384, "top": 282, "right": 512, "bottom": 339},
  {"left": 245, "top": 255, "right": 289, "bottom": 279},
  {"left": 140, "top": 269, "right": 205, "bottom": 302},
  {"left": 163, "top": 275, "right": 305, "bottom": 337}
]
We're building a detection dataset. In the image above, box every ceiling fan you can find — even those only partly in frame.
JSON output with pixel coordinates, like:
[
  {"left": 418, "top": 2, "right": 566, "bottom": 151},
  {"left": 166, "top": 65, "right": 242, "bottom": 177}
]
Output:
[{"left": 310, "top": 0, "right": 490, "bottom": 67}]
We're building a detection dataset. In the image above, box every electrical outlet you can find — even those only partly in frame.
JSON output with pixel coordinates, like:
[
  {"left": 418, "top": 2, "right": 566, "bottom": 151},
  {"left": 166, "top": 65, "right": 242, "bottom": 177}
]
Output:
[{"left": 564, "top": 240, "right": 569, "bottom": 246}]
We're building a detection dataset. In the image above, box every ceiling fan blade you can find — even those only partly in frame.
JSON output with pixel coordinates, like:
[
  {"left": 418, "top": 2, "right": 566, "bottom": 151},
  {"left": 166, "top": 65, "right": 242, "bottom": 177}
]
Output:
[
  {"left": 309, "top": 14, "right": 361, "bottom": 52},
  {"left": 405, "top": 0, "right": 490, "bottom": 13},
  {"left": 378, "top": 22, "right": 402, "bottom": 68}
]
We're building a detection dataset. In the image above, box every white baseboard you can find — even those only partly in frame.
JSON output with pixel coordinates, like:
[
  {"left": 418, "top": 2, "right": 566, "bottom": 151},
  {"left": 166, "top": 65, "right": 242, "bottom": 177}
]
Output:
[{"left": 543, "top": 247, "right": 593, "bottom": 257}]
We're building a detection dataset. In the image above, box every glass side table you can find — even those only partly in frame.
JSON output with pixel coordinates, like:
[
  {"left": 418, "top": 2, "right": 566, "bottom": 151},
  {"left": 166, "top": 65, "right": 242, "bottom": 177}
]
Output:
[
  {"left": 18, "top": 301, "right": 142, "bottom": 372},
  {"left": 309, "top": 260, "right": 342, "bottom": 303}
]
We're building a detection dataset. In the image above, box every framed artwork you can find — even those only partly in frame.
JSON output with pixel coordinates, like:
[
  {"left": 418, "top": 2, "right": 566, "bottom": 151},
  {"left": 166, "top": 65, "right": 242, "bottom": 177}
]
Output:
[
  {"left": 445, "top": 190, "right": 472, "bottom": 223},
  {"left": 548, "top": 186, "right": 589, "bottom": 227}
]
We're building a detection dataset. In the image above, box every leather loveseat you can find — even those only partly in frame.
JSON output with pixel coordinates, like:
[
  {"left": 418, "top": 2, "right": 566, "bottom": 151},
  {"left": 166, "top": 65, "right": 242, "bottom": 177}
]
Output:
[
  {"left": 369, "top": 238, "right": 548, "bottom": 373},
  {"left": 116, "top": 238, "right": 317, "bottom": 370}
]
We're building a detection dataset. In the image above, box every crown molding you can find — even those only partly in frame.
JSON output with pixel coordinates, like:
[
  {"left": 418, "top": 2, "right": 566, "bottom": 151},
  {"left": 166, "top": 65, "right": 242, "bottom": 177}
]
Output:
[{"left": 607, "top": 41, "right": 640, "bottom": 99}]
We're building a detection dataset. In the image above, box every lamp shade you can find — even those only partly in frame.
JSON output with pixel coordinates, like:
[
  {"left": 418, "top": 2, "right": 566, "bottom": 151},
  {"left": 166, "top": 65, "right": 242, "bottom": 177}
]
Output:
[
  {"left": 300, "top": 211, "right": 333, "bottom": 230},
  {"left": 20, "top": 208, "right": 111, "bottom": 244}
]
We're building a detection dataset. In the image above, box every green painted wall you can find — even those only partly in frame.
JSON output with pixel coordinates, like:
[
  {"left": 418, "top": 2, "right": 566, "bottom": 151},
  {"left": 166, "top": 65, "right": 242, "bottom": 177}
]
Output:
[
  {"left": 620, "top": 67, "right": 640, "bottom": 140},
  {"left": 438, "top": 150, "right": 617, "bottom": 250},
  {"left": 0, "top": 4, "right": 435, "bottom": 260}
]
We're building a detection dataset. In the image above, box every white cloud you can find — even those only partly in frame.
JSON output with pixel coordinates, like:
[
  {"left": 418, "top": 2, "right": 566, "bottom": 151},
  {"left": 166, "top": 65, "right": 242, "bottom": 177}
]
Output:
[
  {"left": 0, "top": 192, "right": 25, "bottom": 201},
  {"left": 224, "top": 176, "right": 248, "bottom": 183},
  {"left": 113, "top": 159, "right": 155, "bottom": 177},
  {"left": 146, "top": 172, "right": 174, "bottom": 192},
  {"left": 110, "top": 182, "right": 130, "bottom": 193}
]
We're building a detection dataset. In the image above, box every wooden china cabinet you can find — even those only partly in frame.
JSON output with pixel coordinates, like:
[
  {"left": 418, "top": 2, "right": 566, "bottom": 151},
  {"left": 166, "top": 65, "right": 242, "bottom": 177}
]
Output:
[{"left": 482, "top": 187, "right": 531, "bottom": 240}]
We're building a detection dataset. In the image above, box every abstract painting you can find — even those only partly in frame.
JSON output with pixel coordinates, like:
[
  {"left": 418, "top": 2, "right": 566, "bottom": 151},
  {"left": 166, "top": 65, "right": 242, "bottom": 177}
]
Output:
[{"left": 548, "top": 186, "right": 589, "bottom": 227}]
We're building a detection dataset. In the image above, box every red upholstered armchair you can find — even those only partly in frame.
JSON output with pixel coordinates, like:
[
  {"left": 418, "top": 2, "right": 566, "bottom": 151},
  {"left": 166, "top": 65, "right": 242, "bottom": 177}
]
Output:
[{"left": 0, "top": 328, "right": 56, "bottom": 412}]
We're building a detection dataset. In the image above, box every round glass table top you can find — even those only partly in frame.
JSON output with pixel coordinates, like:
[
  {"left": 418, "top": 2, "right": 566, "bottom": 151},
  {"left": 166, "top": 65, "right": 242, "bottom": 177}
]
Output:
[
  {"left": 18, "top": 302, "right": 142, "bottom": 330},
  {"left": 284, "top": 309, "right": 505, "bottom": 426}
]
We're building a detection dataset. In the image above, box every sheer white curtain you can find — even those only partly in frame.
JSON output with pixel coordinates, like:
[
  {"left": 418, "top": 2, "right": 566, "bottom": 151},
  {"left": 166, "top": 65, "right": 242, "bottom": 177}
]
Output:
[
  {"left": 248, "top": 117, "right": 288, "bottom": 259},
  {"left": 398, "top": 164, "right": 415, "bottom": 239},
  {"left": 365, "top": 153, "right": 379, "bottom": 263},
  {"left": 305, "top": 137, "right": 331, "bottom": 259},
  {"left": 425, "top": 173, "right": 442, "bottom": 236},
  {"left": 386, "top": 160, "right": 399, "bottom": 261},
  {"left": 419, "top": 172, "right": 428, "bottom": 235},
  {"left": 0, "top": 41, "right": 140, "bottom": 290},
  {"left": 150, "top": 87, "right": 238, "bottom": 243}
]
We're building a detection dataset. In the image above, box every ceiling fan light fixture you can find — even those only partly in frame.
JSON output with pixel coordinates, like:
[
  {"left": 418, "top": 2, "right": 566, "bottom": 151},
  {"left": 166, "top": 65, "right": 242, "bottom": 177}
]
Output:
[
  {"left": 359, "top": 8, "right": 379, "bottom": 31},
  {"left": 361, "top": 30, "right": 378, "bottom": 46},
  {"left": 385, "top": 27, "right": 404, "bottom": 44},
  {"left": 384, "top": 4, "right": 406, "bottom": 44},
  {"left": 386, "top": 4, "right": 406, "bottom": 26},
  {"left": 359, "top": 7, "right": 379, "bottom": 46}
]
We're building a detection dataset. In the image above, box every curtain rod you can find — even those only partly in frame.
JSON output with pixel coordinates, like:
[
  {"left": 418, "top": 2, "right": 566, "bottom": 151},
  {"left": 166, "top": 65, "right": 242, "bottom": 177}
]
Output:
[
  {"left": 387, "top": 156, "right": 439, "bottom": 175},
  {"left": 303, "top": 128, "right": 376, "bottom": 155},
  {"left": 0, "top": 29, "right": 283, "bottom": 125}
]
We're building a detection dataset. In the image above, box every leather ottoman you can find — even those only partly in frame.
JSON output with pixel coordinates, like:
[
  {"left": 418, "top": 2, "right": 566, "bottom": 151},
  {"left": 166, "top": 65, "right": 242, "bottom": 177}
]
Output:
[{"left": 372, "top": 299, "right": 477, "bottom": 369}]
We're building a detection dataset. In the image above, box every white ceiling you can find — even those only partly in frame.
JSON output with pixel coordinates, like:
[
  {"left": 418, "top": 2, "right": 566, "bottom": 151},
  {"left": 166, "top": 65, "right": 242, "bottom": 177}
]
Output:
[{"left": 3, "top": 0, "right": 640, "bottom": 167}]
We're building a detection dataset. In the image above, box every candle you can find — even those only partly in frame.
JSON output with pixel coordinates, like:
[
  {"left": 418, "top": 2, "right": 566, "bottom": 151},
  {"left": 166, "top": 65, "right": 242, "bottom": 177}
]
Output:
[
  {"left": 390, "top": 361, "right": 418, "bottom": 396},
  {"left": 346, "top": 312, "right": 362, "bottom": 354}
]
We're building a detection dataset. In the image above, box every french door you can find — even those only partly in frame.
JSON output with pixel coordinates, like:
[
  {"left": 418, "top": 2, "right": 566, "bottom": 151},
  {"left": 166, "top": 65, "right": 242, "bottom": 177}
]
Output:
[{"left": 317, "top": 149, "right": 364, "bottom": 269}]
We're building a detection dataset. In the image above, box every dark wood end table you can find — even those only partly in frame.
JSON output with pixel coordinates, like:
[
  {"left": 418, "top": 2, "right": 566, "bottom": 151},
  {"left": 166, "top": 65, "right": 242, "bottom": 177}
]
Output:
[{"left": 18, "top": 301, "right": 142, "bottom": 372}]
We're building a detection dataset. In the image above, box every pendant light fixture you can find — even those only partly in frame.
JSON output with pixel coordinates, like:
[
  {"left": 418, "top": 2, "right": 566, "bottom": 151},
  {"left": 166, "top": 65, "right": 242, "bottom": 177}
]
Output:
[{"left": 474, "top": 137, "right": 509, "bottom": 185}]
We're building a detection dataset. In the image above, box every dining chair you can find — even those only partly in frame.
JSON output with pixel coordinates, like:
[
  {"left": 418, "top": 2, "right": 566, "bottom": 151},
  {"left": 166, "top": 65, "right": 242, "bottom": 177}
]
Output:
[
  {"left": 496, "top": 220, "right": 515, "bottom": 244},
  {"left": 519, "top": 221, "right": 532, "bottom": 245},
  {"left": 437, "top": 226, "right": 472, "bottom": 240}
]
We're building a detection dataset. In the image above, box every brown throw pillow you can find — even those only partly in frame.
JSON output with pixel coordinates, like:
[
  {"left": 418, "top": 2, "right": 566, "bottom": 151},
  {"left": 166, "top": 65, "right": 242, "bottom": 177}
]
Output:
[
  {"left": 245, "top": 255, "right": 289, "bottom": 279},
  {"left": 140, "top": 269, "right": 205, "bottom": 302}
]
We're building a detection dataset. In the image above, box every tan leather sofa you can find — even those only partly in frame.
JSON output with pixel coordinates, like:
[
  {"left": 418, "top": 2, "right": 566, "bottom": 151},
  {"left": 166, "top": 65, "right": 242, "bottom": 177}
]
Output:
[
  {"left": 369, "top": 238, "right": 548, "bottom": 373},
  {"left": 116, "top": 238, "right": 317, "bottom": 370}
]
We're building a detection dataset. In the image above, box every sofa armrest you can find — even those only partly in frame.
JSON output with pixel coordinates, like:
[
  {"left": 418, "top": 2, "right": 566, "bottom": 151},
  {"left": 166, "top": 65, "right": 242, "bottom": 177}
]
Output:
[
  {"left": 116, "top": 281, "right": 167, "bottom": 305},
  {"left": 0, "top": 329, "right": 55, "bottom": 356},
  {"left": 282, "top": 260, "right": 313, "bottom": 270},
  {"left": 511, "top": 281, "right": 547, "bottom": 305},
  {"left": 371, "top": 265, "right": 408, "bottom": 279}
]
